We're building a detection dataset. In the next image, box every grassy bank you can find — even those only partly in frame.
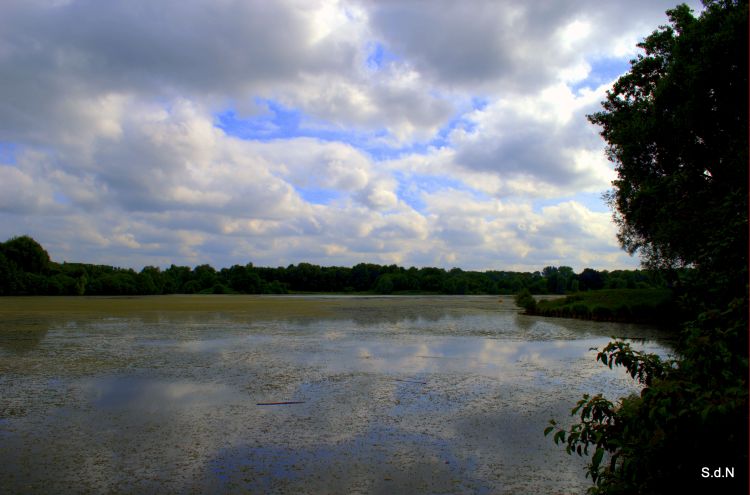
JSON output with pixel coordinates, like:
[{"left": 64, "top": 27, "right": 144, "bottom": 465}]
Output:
[{"left": 521, "top": 288, "right": 678, "bottom": 325}]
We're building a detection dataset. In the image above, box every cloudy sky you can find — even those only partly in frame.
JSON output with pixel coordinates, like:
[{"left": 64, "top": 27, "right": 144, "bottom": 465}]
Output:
[{"left": 0, "top": 0, "right": 700, "bottom": 271}]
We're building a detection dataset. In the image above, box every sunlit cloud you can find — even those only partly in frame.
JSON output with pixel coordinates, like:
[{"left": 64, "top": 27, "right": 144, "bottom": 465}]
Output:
[{"left": 0, "top": 0, "right": 701, "bottom": 270}]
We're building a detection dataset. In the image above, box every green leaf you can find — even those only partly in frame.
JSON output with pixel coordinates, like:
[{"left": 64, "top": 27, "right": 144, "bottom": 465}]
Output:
[
  {"left": 592, "top": 448, "right": 605, "bottom": 471},
  {"left": 553, "top": 430, "right": 566, "bottom": 445}
]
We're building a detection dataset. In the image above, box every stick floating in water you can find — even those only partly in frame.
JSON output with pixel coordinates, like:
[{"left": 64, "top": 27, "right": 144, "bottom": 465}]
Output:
[
  {"left": 256, "top": 401, "right": 306, "bottom": 405},
  {"left": 393, "top": 379, "right": 427, "bottom": 385}
]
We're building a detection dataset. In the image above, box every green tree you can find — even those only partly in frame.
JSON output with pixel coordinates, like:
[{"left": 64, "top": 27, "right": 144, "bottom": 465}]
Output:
[
  {"left": 47, "top": 273, "right": 77, "bottom": 295},
  {"left": 225, "top": 263, "right": 261, "bottom": 293},
  {"left": 589, "top": 0, "right": 748, "bottom": 302},
  {"left": 418, "top": 267, "right": 445, "bottom": 292},
  {"left": 136, "top": 268, "right": 158, "bottom": 295},
  {"left": 182, "top": 280, "right": 201, "bottom": 294},
  {"left": 0, "top": 235, "right": 51, "bottom": 274},
  {"left": 542, "top": 266, "right": 575, "bottom": 294},
  {"left": 579, "top": 268, "right": 604, "bottom": 291},
  {"left": 549, "top": 2, "right": 748, "bottom": 493},
  {"left": 164, "top": 264, "right": 191, "bottom": 293},
  {"left": 373, "top": 274, "right": 394, "bottom": 294},
  {"left": 74, "top": 274, "right": 87, "bottom": 295},
  {"left": 0, "top": 251, "right": 21, "bottom": 295},
  {"left": 193, "top": 264, "right": 217, "bottom": 292},
  {"left": 350, "top": 263, "right": 381, "bottom": 291}
]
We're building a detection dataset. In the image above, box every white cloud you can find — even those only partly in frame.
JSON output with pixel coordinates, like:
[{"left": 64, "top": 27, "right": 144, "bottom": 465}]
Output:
[
  {"left": 0, "top": 0, "right": 698, "bottom": 271},
  {"left": 446, "top": 82, "right": 614, "bottom": 194},
  {"left": 0, "top": 165, "right": 56, "bottom": 213}
]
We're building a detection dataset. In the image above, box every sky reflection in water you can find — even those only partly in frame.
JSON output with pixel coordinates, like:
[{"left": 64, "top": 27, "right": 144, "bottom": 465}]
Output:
[{"left": 0, "top": 295, "right": 674, "bottom": 494}]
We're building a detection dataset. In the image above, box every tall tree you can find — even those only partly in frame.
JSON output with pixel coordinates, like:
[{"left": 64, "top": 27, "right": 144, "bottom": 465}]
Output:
[
  {"left": 589, "top": 0, "right": 748, "bottom": 303},
  {"left": 549, "top": 2, "right": 748, "bottom": 493}
]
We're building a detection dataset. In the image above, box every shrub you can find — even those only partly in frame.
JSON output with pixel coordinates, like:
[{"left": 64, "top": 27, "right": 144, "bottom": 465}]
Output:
[
  {"left": 571, "top": 303, "right": 590, "bottom": 318},
  {"left": 592, "top": 305, "right": 612, "bottom": 320},
  {"left": 514, "top": 288, "right": 537, "bottom": 313}
]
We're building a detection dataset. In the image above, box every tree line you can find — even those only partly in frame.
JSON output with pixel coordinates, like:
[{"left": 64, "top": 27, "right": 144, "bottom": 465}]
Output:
[{"left": 0, "top": 235, "right": 670, "bottom": 297}]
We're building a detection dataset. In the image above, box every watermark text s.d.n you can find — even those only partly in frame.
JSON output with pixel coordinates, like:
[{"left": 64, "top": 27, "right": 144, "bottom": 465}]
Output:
[{"left": 701, "top": 467, "right": 734, "bottom": 478}]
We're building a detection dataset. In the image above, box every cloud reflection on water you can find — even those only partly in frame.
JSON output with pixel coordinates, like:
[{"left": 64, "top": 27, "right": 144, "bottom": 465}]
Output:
[{"left": 0, "top": 295, "right": 674, "bottom": 494}]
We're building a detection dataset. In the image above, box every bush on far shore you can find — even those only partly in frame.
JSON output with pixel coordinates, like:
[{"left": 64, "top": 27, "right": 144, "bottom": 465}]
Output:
[{"left": 516, "top": 288, "right": 677, "bottom": 325}]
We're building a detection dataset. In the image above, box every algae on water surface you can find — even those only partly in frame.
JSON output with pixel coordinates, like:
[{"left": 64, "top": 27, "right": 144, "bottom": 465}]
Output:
[{"left": 0, "top": 295, "right": 673, "bottom": 494}]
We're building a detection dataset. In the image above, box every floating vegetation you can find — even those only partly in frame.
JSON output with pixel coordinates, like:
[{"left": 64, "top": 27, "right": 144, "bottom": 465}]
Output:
[{"left": 0, "top": 295, "right": 673, "bottom": 493}]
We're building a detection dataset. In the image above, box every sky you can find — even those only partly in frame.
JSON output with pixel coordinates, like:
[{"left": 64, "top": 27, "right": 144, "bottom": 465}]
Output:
[{"left": 0, "top": 0, "right": 702, "bottom": 272}]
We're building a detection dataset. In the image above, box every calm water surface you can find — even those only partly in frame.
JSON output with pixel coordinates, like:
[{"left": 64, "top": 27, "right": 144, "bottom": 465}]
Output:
[{"left": 0, "top": 295, "right": 674, "bottom": 494}]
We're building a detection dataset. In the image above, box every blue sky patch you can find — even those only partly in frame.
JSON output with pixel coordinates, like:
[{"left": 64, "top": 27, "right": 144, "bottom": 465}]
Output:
[
  {"left": 365, "top": 42, "right": 400, "bottom": 70},
  {"left": 296, "top": 187, "right": 342, "bottom": 205},
  {"left": 217, "top": 100, "right": 302, "bottom": 140},
  {"left": 216, "top": 98, "right": 484, "bottom": 162},
  {"left": 396, "top": 172, "right": 486, "bottom": 212},
  {"left": 571, "top": 57, "right": 631, "bottom": 93},
  {"left": 217, "top": 100, "right": 394, "bottom": 156},
  {"left": 53, "top": 191, "right": 71, "bottom": 205},
  {"left": 0, "top": 142, "right": 18, "bottom": 165},
  {"left": 429, "top": 99, "right": 485, "bottom": 148}
]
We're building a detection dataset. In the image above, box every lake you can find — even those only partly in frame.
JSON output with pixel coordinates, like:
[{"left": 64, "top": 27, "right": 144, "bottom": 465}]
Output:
[{"left": 0, "top": 295, "right": 674, "bottom": 494}]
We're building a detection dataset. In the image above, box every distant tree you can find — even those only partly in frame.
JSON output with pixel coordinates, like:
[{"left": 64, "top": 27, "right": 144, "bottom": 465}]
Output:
[
  {"left": 181, "top": 280, "right": 202, "bottom": 294},
  {"left": 350, "top": 263, "right": 381, "bottom": 291},
  {"left": 579, "top": 268, "right": 604, "bottom": 291},
  {"left": 193, "top": 264, "right": 217, "bottom": 292},
  {"left": 287, "top": 262, "right": 323, "bottom": 291},
  {"left": 164, "top": 264, "right": 191, "bottom": 293},
  {"left": 0, "top": 234, "right": 673, "bottom": 298},
  {"left": 74, "top": 274, "right": 87, "bottom": 295},
  {"left": 47, "top": 273, "right": 78, "bottom": 295},
  {"left": 542, "top": 266, "right": 575, "bottom": 294},
  {"left": 225, "top": 263, "right": 261, "bottom": 293},
  {"left": 98, "top": 271, "right": 138, "bottom": 295},
  {"left": 23, "top": 273, "right": 49, "bottom": 295},
  {"left": 136, "top": 268, "right": 159, "bottom": 295},
  {"left": 418, "top": 267, "right": 445, "bottom": 292},
  {"left": 0, "top": 251, "right": 20, "bottom": 295},
  {"left": 262, "top": 279, "right": 287, "bottom": 294},
  {"left": 373, "top": 274, "right": 394, "bottom": 294},
  {"left": 557, "top": 266, "right": 575, "bottom": 292},
  {"left": 0, "top": 235, "right": 50, "bottom": 274},
  {"left": 444, "top": 274, "right": 468, "bottom": 295}
]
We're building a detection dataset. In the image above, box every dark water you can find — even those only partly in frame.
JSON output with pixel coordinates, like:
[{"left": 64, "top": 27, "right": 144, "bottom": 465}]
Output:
[{"left": 0, "top": 295, "right": 673, "bottom": 494}]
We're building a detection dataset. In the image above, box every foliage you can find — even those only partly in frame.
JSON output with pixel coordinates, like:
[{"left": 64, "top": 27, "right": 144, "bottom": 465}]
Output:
[
  {"left": 0, "top": 235, "right": 50, "bottom": 274},
  {"left": 0, "top": 236, "right": 671, "bottom": 297},
  {"left": 514, "top": 288, "right": 537, "bottom": 313},
  {"left": 546, "top": 299, "right": 747, "bottom": 493},
  {"left": 579, "top": 268, "right": 605, "bottom": 291},
  {"left": 531, "top": 288, "right": 676, "bottom": 324},
  {"left": 589, "top": 0, "right": 748, "bottom": 290},
  {"left": 550, "top": 1, "right": 749, "bottom": 492},
  {"left": 542, "top": 266, "right": 576, "bottom": 294}
]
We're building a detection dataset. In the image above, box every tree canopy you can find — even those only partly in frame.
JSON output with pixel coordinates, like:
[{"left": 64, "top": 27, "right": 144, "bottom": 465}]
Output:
[
  {"left": 550, "top": 2, "right": 748, "bottom": 493},
  {"left": 0, "top": 234, "right": 668, "bottom": 298},
  {"left": 589, "top": 0, "right": 748, "bottom": 302}
]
